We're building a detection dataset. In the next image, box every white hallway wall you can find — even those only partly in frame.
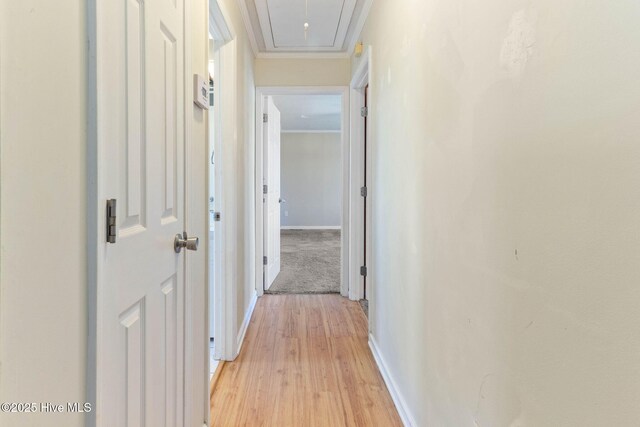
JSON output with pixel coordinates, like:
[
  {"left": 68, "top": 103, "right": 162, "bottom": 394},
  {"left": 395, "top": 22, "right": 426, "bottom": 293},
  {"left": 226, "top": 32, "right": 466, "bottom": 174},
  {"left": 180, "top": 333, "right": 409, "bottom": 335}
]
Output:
[
  {"left": 281, "top": 132, "right": 342, "bottom": 228},
  {"left": 356, "top": 0, "right": 640, "bottom": 425},
  {"left": 255, "top": 58, "right": 350, "bottom": 87},
  {"left": 0, "top": 2, "right": 87, "bottom": 426}
]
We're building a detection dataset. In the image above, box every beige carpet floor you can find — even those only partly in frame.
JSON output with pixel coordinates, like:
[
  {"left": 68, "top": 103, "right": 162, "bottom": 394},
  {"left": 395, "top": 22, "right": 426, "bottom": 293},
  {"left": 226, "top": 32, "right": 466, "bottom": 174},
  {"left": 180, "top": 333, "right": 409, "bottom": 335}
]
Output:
[{"left": 266, "top": 230, "right": 341, "bottom": 294}]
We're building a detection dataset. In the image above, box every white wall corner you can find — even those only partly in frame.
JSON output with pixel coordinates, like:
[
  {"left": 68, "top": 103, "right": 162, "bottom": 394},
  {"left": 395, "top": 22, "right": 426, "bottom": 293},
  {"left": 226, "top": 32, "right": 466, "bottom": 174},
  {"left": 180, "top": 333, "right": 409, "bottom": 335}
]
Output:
[
  {"left": 346, "top": 0, "right": 374, "bottom": 55},
  {"left": 369, "top": 335, "right": 417, "bottom": 427},
  {"left": 236, "top": 292, "right": 258, "bottom": 357},
  {"left": 235, "top": 0, "right": 259, "bottom": 56},
  {"left": 209, "top": 0, "right": 234, "bottom": 42}
]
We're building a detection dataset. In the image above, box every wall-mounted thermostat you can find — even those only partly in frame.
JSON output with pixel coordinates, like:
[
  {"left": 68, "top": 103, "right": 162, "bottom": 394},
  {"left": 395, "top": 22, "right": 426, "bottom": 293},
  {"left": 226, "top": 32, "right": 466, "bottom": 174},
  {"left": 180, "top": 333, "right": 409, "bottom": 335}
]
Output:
[{"left": 193, "top": 74, "right": 209, "bottom": 110}]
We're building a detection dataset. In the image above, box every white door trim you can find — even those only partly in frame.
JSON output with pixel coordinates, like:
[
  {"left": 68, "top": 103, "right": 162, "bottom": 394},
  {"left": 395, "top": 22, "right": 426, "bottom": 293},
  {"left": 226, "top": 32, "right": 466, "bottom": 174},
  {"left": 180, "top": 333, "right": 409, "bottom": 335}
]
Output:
[
  {"left": 349, "top": 48, "right": 372, "bottom": 317},
  {"left": 204, "top": 2, "right": 236, "bottom": 427},
  {"left": 207, "top": 0, "right": 235, "bottom": 364},
  {"left": 254, "top": 86, "right": 350, "bottom": 297}
]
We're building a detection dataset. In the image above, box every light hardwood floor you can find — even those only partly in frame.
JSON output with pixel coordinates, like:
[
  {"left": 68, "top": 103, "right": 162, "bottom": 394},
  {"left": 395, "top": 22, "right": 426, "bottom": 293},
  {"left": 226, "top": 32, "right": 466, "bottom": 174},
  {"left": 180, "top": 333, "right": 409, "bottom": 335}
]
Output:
[{"left": 210, "top": 294, "right": 403, "bottom": 426}]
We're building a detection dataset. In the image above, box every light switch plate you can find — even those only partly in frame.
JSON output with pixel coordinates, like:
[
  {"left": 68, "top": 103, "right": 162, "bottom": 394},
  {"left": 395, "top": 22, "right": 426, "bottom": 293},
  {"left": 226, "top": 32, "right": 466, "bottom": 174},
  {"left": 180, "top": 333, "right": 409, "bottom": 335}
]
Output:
[{"left": 193, "top": 74, "right": 209, "bottom": 110}]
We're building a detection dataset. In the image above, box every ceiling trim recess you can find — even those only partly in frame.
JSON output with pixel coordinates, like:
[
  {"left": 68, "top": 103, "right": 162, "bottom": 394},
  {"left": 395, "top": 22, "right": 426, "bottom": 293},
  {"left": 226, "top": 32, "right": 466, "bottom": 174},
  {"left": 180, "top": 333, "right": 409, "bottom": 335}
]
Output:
[
  {"left": 236, "top": 0, "right": 373, "bottom": 59},
  {"left": 255, "top": 0, "right": 356, "bottom": 52}
]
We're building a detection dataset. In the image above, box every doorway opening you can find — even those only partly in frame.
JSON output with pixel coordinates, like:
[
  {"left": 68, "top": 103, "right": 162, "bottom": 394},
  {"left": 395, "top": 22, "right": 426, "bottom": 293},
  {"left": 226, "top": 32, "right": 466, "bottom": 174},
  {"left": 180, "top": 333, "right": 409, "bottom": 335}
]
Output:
[
  {"left": 255, "top": 87, "right": 350, "bottom": 298},
  {"left": 267, "top": 94, "right": 343, "bottom": 294}
]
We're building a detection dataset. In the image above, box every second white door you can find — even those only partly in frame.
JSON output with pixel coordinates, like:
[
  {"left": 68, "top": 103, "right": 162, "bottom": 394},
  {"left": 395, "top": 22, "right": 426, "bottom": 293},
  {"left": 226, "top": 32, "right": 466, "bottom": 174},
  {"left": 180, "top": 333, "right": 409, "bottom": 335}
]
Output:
[{"left": 264, "top": 97, "right": 281, "bottom": 289}]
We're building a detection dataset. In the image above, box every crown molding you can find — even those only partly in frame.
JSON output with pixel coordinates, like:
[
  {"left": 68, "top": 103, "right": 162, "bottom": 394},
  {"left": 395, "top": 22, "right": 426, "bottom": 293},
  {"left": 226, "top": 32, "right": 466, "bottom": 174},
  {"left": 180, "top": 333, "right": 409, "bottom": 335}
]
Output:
[{"left": 256, "top": 51, "right": 351, "bottom": 59}]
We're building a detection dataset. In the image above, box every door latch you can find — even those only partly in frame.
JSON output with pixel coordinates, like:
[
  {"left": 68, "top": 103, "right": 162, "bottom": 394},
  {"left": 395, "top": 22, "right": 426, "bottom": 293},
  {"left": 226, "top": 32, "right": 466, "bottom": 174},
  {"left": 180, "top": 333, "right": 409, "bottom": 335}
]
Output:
[
  {"left": 106, "top": 199, "right": 117, "bottom": 244},
  {"left": 174, "top": 231, "right": 199, "bottom": 253}
]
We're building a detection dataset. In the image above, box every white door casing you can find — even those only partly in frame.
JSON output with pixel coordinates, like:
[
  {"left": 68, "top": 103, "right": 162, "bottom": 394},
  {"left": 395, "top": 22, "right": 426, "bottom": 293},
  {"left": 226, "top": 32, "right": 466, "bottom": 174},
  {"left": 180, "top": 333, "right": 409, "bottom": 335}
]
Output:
[
  {"left": 208, "top": 74, "right": 216, "bottom": 341},
  {"left": 264, "top": 97, "right": 281, "bottom": 289},
  {"left": 92, "top": 0, "right": 188, "bottom": 425},
  {"left": 254, "top": 87, "right": 349, "bottom": 298},
  {"left": 349, "top": 47, "right": 372, "bottom": 326}
]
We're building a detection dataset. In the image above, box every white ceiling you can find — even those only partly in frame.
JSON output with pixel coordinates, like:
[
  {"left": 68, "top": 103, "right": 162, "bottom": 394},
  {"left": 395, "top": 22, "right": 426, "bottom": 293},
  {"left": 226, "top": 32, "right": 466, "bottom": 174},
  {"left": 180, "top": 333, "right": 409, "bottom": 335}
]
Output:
[
  {"left": 272, "top": 95, "right": 342, "bottom": 131},
  {"left": 239, "top": 0, "right": 372, "bottom": 57}
]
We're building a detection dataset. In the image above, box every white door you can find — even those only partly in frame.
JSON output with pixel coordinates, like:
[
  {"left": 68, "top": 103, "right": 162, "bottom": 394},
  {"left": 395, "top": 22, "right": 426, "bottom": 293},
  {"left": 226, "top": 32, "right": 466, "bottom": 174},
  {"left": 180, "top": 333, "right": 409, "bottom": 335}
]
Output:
[
  {"left": 96, "top": 0, "right": 189, "bottom": 425},
  {"left": 264, "top": 97, "right": 281, "bottom": 289}
]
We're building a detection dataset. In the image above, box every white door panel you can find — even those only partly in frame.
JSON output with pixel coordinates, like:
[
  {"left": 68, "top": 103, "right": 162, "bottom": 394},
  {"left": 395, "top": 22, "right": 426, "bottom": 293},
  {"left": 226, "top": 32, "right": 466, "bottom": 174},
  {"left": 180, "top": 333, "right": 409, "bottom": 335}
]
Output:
[
  {"left": 264, "top": 97, "right": 281, "bottom": 289},
  {"left": 97, "top": 0, "right": 187, "bottom": 425}
]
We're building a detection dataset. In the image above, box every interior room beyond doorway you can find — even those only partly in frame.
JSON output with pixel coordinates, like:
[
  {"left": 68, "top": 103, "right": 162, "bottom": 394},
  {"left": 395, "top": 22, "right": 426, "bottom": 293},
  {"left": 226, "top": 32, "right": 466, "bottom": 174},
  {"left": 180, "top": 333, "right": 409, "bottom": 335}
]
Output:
[{"left": 269, "top": 94, "right": 342, "bottom": 294}]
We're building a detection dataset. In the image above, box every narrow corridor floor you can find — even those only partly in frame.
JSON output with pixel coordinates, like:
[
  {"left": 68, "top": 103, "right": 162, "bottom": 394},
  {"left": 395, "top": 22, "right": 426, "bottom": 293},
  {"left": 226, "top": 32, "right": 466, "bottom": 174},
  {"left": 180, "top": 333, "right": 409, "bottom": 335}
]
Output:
[{"left": 210, "top": 294, "right": 402, "bottom": 426}]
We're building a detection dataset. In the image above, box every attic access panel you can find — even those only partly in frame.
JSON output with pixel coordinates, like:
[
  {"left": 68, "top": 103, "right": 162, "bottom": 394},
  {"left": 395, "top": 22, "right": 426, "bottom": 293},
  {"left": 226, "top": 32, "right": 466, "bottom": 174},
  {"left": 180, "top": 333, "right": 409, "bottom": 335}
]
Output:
[{"left": 255, "top": 0, "right": 356, "bottom": 50}]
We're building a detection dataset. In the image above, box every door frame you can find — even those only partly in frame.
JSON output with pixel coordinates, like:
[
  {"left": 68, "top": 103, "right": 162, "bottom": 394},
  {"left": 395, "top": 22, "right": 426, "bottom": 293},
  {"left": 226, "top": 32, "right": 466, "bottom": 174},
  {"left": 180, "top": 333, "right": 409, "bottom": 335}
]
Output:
[
  {"left": 254, "top": 86, "right": 350, "bottom": 297},
  {"left": 349, "top": 47, "right": 372, "bottom": 319},
  {"left": 207, "top": 0, "right": 235, "bottom": 364},
  {"left": 205, "top": 3, "right": 236, "bottom": 426}
]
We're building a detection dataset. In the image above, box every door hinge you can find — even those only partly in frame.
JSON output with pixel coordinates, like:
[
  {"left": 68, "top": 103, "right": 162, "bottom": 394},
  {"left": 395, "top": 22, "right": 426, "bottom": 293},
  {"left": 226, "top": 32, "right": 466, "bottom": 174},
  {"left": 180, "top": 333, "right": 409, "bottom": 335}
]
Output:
[
  {"left": 360, "top": 186, "right": 368, "bottom": 198},
  {"left": 263, "top": 113, "right": 268, "bottom": 123},
  {"left": 106, "top": 199, "right": 117, "bottom": 244},
  {"left": 360, "top": 107, "right": 368, "bottom": 117},
  {"left": 263, "top": 184, "right": 268, "bottom": 194},
  {"left": 213, "top": 212, "right": 221, "bottom": 222},
  {"left": 360, "top": 266, "right": 368, "bottom": 277},
  {"left": 263, "top": 256, "right": 268, "bottom": 265}
]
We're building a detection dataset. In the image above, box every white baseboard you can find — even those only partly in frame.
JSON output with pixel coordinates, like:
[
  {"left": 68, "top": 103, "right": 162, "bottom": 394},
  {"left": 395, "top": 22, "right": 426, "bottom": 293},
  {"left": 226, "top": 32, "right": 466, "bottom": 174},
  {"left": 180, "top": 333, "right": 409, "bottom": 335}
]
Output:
[
  {"left": 281, "top": 226, "right": 341, "bottom": 230},
  {"left": 236, "top": 292, "right": 258, "bottom": 356},
  {"left": 369, "top": 334, "right": 416, "bottom": 427}
]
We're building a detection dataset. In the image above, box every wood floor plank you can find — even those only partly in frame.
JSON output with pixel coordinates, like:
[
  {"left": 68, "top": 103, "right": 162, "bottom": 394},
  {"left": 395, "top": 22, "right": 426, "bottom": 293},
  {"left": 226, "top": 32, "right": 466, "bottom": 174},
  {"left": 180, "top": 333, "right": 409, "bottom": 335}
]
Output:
[
  {"left": 210, "top": 361, "right": 227, "bottom": 398},
  {"left": 210, "top": 294, "right": 403, "bottom": 427}
]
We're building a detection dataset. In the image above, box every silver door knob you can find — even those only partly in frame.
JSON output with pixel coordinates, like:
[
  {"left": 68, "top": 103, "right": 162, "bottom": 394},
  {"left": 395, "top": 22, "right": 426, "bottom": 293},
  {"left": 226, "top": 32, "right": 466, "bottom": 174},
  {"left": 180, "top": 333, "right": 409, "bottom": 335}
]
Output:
[
  {"left": 174, "top": 231, "right": 199, "bottom": 253},
  {"left": 279, "top": 198, "right": 286, "bottom": 204}
]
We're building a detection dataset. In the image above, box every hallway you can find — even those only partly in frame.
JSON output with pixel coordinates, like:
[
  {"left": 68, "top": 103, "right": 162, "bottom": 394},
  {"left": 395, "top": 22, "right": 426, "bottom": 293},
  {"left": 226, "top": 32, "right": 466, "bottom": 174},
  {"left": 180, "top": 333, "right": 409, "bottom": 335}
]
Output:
[
  {"left": 5, "top": 0, "right": 640, "bottom": 425},
  {"left": 210, "top": 294, "right": 402, "bottom": 426}
]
